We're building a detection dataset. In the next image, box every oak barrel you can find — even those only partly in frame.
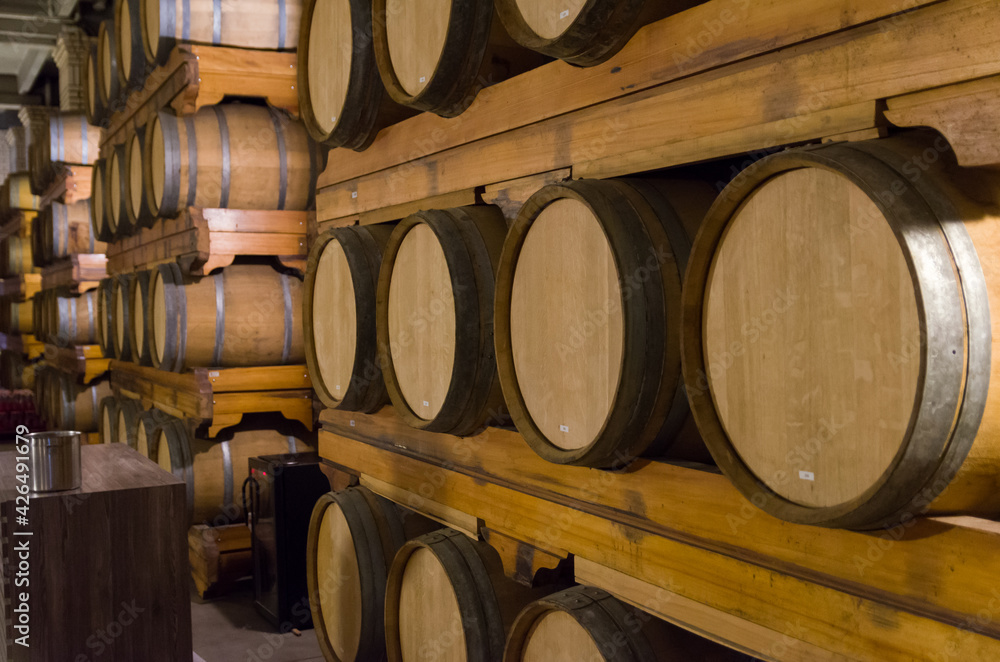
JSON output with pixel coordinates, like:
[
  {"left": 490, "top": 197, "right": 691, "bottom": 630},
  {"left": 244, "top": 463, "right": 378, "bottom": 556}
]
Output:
[
  {"left": 305, "top": 225, "right": 392, "bottom": 412},
  {"left": 385, "top": 528, "right": 549, "bottom": 662},
  {"left": 377, "top": 206, "right": 508, "bottom": 436},
  {"left": 1, "top": 236, "right": 33, "bottom": 277},
  {"left": 99, "top": 395, "right": 119, "bottom": 444},
  {"left": 128, "top": 269, "right": 154, "bottom": 365},
  {"left": 155, "top": 421, "right": 313, "bottom": 524},
  {"left": 116, "top": 397, "right": 144, "bottom": 448},
  {"left": 682, "top": 134, "right": 1000, "bottom": 529},
  {"left": 4, "top": 174, "right": 39, "bottom": 211},
  {"left": 371, "top": 0, "right": 544, "bottom": 117},
  {"left": 298, "top": 0, "right": 413, "bottom": 150},
  {"left": 84, "top": 44, "right": 106, "bottom": 127},
  {"left": 136, "top": 408, "right": 176, "bottom": 458},
  {"left": 43, "top": 200, "right": 105, "bottom": 263},
  {"left": 97, "top": 20, "right": 122, "bottom": 109},
  {"left": 140, "top": 0, "right": 301, "bottom": 66},
  {"left": 495, "top": 179, "right": 712, "bottom": 468},
  {"left": 90, "top": 157, "right": 112, "bottom": 241},
  {"left": 142, "top": 104, "right": 320, "bottom": 218},
  {"left": 504, "top": 586, "right": 742, "bottom": 662},
  {"left": 96, "top": 277, "right": 116, "bottom": 358},
  {"left": 3, "top": 299, "right": 33, "bottom": 335},
  {"left": 115, "top": 0, "right": 148, "bottom": 90},
  {"left": 47, "top": 114, "right": 100, "bottom": 167},
  {"left": 52, "top": 376, "right": 112, "bottom": 432},
  {"left": 149, "top": 263, "right": 305, "bottom": 371},
  {"left": 125, "top": 124, "right": 154, "bottom": 229},
  {"left": 53, "top": 290, "right": 98, "bottom": 347},
  {"left": 111, "top": 273, "right": 135, "bottom": 361},
  {"left": 495, "top": 0, "right": 689, "bottom": 66},
  {"left": 307, "top": 487, "right": 437, "bottom": 662},
  {"left": 106, "top": 141, "right": 134, "bottom": 237}
]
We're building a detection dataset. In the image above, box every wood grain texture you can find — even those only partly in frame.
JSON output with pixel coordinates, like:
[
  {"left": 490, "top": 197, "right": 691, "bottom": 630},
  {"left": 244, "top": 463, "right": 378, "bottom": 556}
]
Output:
[
  {"left": 386, "top": 0, "right": 451, "bottom": 97},
  {"left": 0, "top": 444, "right": 191, "bottom": 661}
]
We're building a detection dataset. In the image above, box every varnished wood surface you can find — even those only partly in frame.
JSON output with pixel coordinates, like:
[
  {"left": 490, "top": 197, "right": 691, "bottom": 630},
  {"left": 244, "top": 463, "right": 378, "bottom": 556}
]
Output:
[
  {"left": 312, "top": 236, "right": 357, "bottom": 404},
  {"left": 306, "top": 0, "right": 353, "bottom": 135},
  {"left": 316, "top": 502, "right": 364, "bottom": 661},
  {"left": 0, "top": 444, "right": 191, "bottom": 661}
]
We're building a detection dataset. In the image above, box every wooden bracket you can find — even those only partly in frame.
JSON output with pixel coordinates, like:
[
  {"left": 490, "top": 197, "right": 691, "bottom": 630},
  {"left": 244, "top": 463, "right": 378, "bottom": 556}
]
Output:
[{"left": 481, "top": 528, "right": 572, "bottom": 588}]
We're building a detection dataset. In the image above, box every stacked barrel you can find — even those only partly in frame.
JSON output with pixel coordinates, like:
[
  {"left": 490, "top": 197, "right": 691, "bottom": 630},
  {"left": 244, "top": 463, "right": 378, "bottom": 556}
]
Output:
[{"left": 86, "top": 0, "right": 327, "bottom": 563}]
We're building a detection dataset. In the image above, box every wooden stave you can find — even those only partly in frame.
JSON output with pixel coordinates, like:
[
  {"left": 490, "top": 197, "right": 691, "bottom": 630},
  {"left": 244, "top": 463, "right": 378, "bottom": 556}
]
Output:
[
  {"left": 97, "top": 20, "right": 123, "bottom": 112},
  {"left": 128, "top": 269, "right": 154, "bottom": 366},
  {"left": 494, "top": 0, "right": 681, "bottom": 67},
  {"left": 139, "top": 0, "right": 301, "bottom": 67},
  {"left": 680, "top": 136, "right": 994, "bottom": 529},
  {"left": 55, "top": 377, "right": 111, "bottom": 432},
  {"left": 297, "top": 0, "right": 414, "bottom": 151},
  {"left": 371, "top": 0, "right": 542, "bottom": 118},
  {"left": 304, "top": 224, "right": 392, "bottom": 413},
  {"left": 47, "top": 200, "right": 104, "bottom": 261},
  {"left": 114, "top": 0, "right": 150, "bottom": 91},
  {"left": 47, "top": 114, "right": 100, "bottom": 168},
  {"left": 124, "top": 124, "right": 155, "bottom": 229},
  {"left": 306, "top": 487, "right": 407, "bottom": 662},
  {"left": 99, "top": 395, "right": 119, "bottom": 444},
  {"left": 385, "top": 528, "right": 545, "bottom": 662},
  {"left": 156, "top": 421, "right": 312, "bottom": 525},
  {"left": 494, "top": 179, "right": 711, "bottom": 468},
  {"left": 377, "top": 206, "right": 509, "bottom": 436},
  {"left": 135, "top": 407, "right": 176, "bottom": 458},
  {"left": 142, "top": 105, "right": 321, "bottom": 219},
  {"left": 150, "top": 263, "right": 305, "bottom": 372}
]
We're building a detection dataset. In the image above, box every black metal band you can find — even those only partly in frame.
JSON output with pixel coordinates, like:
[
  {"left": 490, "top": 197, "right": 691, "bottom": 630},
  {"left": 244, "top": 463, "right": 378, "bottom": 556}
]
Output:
[
  {"left": 213, "top": 107, "right": 231, "bottom": 208},
  {"left": 268, "top": 108, "right": 288, "bottom": 210},
  {"left": 281, "top": 273, "right": 292, "bottom": 363},
  {"left": 212, "top": 272, "right": 225, "bottom": 366},
  {"left": 184, "top": 115, "right": 198, "bottom": 208}
]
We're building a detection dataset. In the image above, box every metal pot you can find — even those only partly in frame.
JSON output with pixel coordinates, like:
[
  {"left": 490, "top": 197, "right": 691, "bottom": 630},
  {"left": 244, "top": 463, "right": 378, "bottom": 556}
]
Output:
[{"left": 27, "top": 431, "right": 82, "bottom": 493}]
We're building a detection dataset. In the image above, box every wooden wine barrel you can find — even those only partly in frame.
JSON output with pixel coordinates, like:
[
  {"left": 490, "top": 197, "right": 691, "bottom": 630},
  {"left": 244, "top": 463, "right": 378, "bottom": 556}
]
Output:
[
  {"left": 681, "top": 134, "right": 1000, "bottom": 529},
  {"left": 2, "top": 236, "right": 33, "bottom": 277},
  {"left": 307, "top": 487, "right": 438, "bottom": 662},
  {"left": 298, "top": 0, "right": 414, "bottom": 150},
  {"left": 47, "top": 114, "right": 100, "bottom": 167},
  {"left": 116, "top": 397, "right": 144, "bottom": 448},
  {"left": 53, "top": 376, "right": 112, "bottom": 432},
  {"left": 125, "top": 124, "right": 154, "bottom": 229},
  {"left": 495, "top": 0, "right": 688, "bottom": 66},
  {"left": 385, "top": 528, "right": 549, "bottom": 662},
  {"left": 128, "top": 269, "right": 153, "bottom": 365},
  {"left": 5, "top": 174, "right": 40, "bottom": 211},
  {"left": 135, "top": 407, "right": 176, "bottom": 458},
  {"left": 139, "top": 0, "right": 301, "bottom": 67},
  {"left": 97, "top": 20, "right": 122, "bottom": 109},
  {"left": 377, "top": 207, "right": 508, "bottom": 436},
  {"left": 150, "top": 263, "right": 305, "bottom": 371},
  {"left": 90, "top": 157, "right": 113, "bottom": 242},
  {"left": 504, "top": 586, "right": 742, "bottom": 662},
  {"left": 6, "top": 300, "right": 32, "bottom": 335},
  {"left": 305, "top": 225, "right": 392, "bottom": 412},
  {"left": 0, "top": 352, "right": 28, "bottom": 390},
  {"left": 96, "top": 277, "right": 116, "bottom": 358},
  {"left": 495, "top": 179, "right": 713, "bottom": 468},
  {"left": 44, "top": 200, "right": 105, "bottom": 262},
  {"left": 114, "top": 0, "right": 148, "bottom": 91},
  {"left": 84, "top": 43, "right": 107, "bottom": 127},
  {"left": 106, "top": 141, "right": 133, "bottom": 237},
  {"left": 143, "top": 104, "right": 320, "bottom": 218},
  {"left": 371, "top": 0, "right": 544, "bottom": 117},
  {"left": 31, "top": 289, "right": 47, "bottom": 342},
  {"left": 54, "top": 290, "right": 98, "bottom": 347},
  {"left": 30, "top": 212, "right": 45, "bottom": 268},
  {"left": 110, "top": 273, "right": 134, "bottom": 361},
  {"left": 99, "top": 395, "right": 119, "bottom": 444},
  {"left": 155, "top": 421, "right": 313, "bottom": 524}
]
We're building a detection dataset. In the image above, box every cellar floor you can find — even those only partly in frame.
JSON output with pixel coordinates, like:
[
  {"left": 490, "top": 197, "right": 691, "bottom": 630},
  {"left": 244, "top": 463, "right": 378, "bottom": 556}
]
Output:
[{"left": 190, "top": 582, "right": 325, "bottom": 662}]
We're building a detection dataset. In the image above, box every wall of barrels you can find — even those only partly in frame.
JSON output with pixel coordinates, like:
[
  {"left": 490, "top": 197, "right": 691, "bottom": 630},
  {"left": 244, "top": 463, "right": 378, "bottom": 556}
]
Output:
[{"left": 4, "top": 0, "right": 1000, "bottom": 659}]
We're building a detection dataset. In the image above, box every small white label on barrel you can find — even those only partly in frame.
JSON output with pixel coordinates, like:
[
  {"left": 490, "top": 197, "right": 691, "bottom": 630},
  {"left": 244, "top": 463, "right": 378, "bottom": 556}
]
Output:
[
  {"left": 349, "top": 419, "right": 355, "bottom": 427},
  {"left": 335, "top": 384, "right": 341, "bottom": 391},
  {"left": 209, "top": 371, "right": 219, "bottom": 377},
  {"left": 420, "top": 76, "right": 426, "bottom": 83},
  {"left": 351, "top": 191, "right": 357, "bottom": 199},
  {"left": 331, "top": 116, "right": 337, "bottom": 123},
  {"left": 423, "top": 401, "right": 430, "bottom": 407},
  {"left": 560, "top": 9, "right": 569, "bottom": 18},
  {"left": 799, "top": 471, "right": 815, "bottom": 481},
  {"left": 559, "top": 425, "right": 569, "bottom": 433}
]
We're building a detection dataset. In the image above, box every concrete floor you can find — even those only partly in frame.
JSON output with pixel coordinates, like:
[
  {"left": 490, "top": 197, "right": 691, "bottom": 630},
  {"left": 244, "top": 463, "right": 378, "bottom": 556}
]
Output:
[{"left": 190, "top": 582, "right": 324, "bottom": 662}]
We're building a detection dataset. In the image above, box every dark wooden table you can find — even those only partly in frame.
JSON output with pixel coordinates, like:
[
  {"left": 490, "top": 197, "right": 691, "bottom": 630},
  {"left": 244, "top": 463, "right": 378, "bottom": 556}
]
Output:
[{"left": 0, "top": 442, "right": 191, "bottom": 661}]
